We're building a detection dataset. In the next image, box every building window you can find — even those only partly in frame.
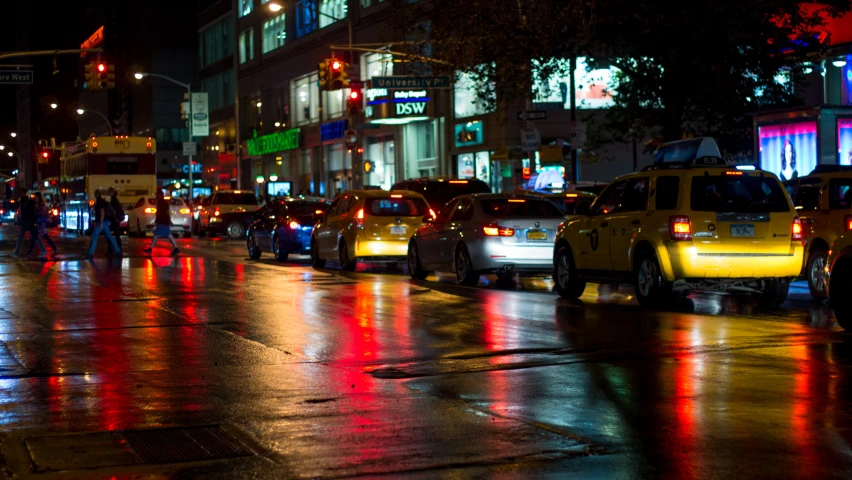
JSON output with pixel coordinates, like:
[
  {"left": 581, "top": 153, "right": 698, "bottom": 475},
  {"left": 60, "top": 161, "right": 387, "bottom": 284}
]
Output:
[
  {"left": 454, "top": 71, "right": 494, "bottom": 118},
  {"left": 360, "top": 0, "right": 384, "bottom": 8},
  {"left": 202, "top": 69, "right": 236, "bottom": 112},
  {"left": 239, "top": 0, "right": 253, "bottom": 17},
  {"left": 319, "top": 0, "right": 347, "bottom": 28},
  {"left": 239, "top": 28, "right": 255, "bottom": 64},
  {"left": 323, "top": 88, "right": 349, "bottom": 120},
  {"left": 532, "top": 57, "right": 618, "bottom": 110},
  {"left": 262, "top": 13, "right": 286, "bottom": 54},
  {"left": 292, "top": 73, "right": 319, "bottom": 125},
  {"left": 199, "top": 17, "right": 233, "bottom": 68},
  {"left": 295, "top": 0, "right": 317, "bottom": 38},
  {"left": 363, "top": 51, "right": 392, "bottom": 80}
]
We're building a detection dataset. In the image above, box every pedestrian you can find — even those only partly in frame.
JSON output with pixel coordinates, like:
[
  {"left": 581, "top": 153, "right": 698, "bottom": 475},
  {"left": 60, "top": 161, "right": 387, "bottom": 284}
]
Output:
[
  {"left": 106, "top": 187, "right": 124, "bottom": 255},
  {"left": 26, "top": 192, "right": 57, "bottom": 259},
  {"left": 142, "top": 189, "right": 179, "bottom": 256},
  {"left": 12, "top": 189, "right": 45, "bottom": 258},
  {"left": 85, "top": 189, "right": 121, "bottom": 259}
]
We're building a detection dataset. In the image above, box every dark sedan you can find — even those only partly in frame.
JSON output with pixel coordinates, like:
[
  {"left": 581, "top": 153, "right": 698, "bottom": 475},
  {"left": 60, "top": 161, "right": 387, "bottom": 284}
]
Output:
[{"left": 247, "top": 198, "right": 331, "bottom": 261}]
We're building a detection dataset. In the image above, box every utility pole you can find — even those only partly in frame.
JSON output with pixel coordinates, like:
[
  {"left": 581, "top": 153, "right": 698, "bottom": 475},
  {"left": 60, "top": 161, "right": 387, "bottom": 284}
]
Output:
[{"left": 569, "top": 55, "right": 579, "bottom": 184}]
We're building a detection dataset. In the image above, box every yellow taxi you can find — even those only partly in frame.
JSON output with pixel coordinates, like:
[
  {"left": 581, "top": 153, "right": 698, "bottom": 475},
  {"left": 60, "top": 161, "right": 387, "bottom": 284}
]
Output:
[
  {"left": 552, "top": 137, "right": 804, "bottom": 308},
  {"left": 826, "top": 233, "right": 852, "bottom": 330},
  {"left": 311, "top": 189, "right": 433, "bottom": 271},
  {"left": 784, "top": 165, "right": 852, "bottom": 301},
  {"left": 513, "top": 189, "right": 598, "bottom": 216}
]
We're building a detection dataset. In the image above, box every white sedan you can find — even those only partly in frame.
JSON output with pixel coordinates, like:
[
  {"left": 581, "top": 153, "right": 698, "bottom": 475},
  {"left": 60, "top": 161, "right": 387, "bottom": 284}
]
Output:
[{"left": 127, "top": 197, "right": 193, "bottom": 238}]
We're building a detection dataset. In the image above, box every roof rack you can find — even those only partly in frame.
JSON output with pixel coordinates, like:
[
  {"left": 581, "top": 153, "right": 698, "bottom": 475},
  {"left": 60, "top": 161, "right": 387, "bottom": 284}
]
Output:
[{"left": 809, "top": 165, "right": 852, "bottom": 175}]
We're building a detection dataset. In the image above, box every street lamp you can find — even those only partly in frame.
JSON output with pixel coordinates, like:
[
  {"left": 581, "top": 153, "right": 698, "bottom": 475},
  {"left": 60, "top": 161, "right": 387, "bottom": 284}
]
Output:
[
  {"left": 10, "top": 132, "right": 16, "bottom": 138},
  {"left": 76, "top": 107, "right": 115, "bottom": 136},
  {"left": 49, "top": 103, "right": 58, "bottom": 109},
  {"left": 268, "top": 2, "right": 282, "bottom": 12},
  {"left": 134, "top": 71, "right": 196, "bottom": 200}
]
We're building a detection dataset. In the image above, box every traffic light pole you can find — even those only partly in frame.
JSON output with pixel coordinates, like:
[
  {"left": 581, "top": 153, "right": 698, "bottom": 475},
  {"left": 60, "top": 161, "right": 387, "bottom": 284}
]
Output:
[{"left": 0, "top": 48, "right": 102, "bottom": 61}]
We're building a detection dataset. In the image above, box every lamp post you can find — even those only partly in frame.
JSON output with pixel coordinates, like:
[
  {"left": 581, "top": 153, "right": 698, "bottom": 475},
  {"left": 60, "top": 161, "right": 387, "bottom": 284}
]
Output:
[
  {"left": 76, "top": 108, "right": 115, "bottom": 136},
  {"left": 134, "top": 72, "right": 195, "bottom": 200}
]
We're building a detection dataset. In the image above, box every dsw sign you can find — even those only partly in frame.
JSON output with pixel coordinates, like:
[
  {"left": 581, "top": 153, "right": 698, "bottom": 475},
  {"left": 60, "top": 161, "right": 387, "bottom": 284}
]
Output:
[{"left": 396, "top": 102, "right": 427, "bottom": 115}]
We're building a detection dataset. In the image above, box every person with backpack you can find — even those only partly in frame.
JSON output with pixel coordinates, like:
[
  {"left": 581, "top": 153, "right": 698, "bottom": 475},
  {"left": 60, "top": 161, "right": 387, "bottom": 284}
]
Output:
[
  {"left": 26, "top": 192, "right": 57, "bottom": 259},
  {"left": 142, "top": 189, "right": 179, "bottom": 256},
  {"left": 86, "top": 189, "right": 120, "bottom": 259},
  {"left": 106, "top": 187, "right": 124, "bottom": 255}
]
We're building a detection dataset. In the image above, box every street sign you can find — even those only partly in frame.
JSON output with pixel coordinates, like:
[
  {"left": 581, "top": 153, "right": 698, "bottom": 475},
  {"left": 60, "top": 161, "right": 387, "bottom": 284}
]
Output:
[
  {"left": 344, "top": 129, "right": 357, "bottom": 150},
  {"left": 372, "top": 76, "right": 451, "bottom": 89},
  {"left": 571, "top": 123, "right": 587, "bottom": 149},
  {"left": 190, "top": 92, "right": 209, "bottom": 137},
  {"left": 182, "top": 141, "right": 197, "bottom": 156},
  {"left": 517, "top": 110, "right": 547, "bottom": 122},
  {"left": 520, "top": 130, "right": 541, "bottom": 152},
  {"left": 0, "top": 70, "right": 33, "bottom": 84}
]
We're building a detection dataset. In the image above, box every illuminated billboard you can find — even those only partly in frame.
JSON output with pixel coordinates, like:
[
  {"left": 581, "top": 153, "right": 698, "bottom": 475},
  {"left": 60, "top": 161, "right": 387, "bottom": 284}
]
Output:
[
  {"left": 839, "top": 118, "right": 852, "bottom": 166},
  {"left": 758, "top": 120, "right": 818, "bottom": 181}
]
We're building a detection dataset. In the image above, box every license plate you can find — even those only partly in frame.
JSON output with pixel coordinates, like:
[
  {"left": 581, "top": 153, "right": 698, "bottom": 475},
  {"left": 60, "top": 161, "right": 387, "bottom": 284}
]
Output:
[
  {"left": 730, "top": 224, "right": 755, "bottom": 237},
  {"left": 526, "top": 230, "right": 547, "bottom": 241},
  {"left": 390, "top": 226, "right": 407, "bottom": 235}
]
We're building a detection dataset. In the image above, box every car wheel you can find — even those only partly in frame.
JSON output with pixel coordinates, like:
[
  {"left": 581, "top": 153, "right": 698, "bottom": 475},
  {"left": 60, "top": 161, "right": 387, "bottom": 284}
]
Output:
[
  {"left": 634, "top": 249, "right": 671, "bottom": 308},
  {"left": 339, "top": 240, "right": 357, "bottom": 272},
  {"left": 311, "top": 238, "right": 326, "bottom": 268},
  {"left": 273, "top": 235, "right": 289, "bottom": 262},
  {"left": 247, "top": 233, "right": 261, "bottom": 259},
  {"left": 806, "top": 248, "right": 828, "bottom": 302},
  {"left": 829, "top": 257, "right": 852, "bottom": 330},
  {"left": 407, "top": 242, "right": 429, "bottom": 280},
  {"left": 554, "top": 246, "right": 586, "bottom": 299},
  {"left": 759, "top": 278, "right": 790, "bottom": 309},
  {"left": 227, "top": 221, "right": 245, "bottom": 239},
  {"left": 455, "top": 245, "right": 479, "bottom": 287}
]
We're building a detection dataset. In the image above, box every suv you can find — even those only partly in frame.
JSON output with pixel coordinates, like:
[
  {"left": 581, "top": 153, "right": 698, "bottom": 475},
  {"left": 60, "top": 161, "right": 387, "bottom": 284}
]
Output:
[
  {"left": 784, "top": 165, "right": 852, "bottom": 301},
  {"left": 199, "top": 190, "right": 259, "bottom": 239},
  {"left": 392, "top": 178, "right": 490, "bottom": 211},
  {"left": 552, "top": 137, "right": 804, "bottom": 308},
  {"left": 827, "top": 234, "right": 852, "bottom": 330}
]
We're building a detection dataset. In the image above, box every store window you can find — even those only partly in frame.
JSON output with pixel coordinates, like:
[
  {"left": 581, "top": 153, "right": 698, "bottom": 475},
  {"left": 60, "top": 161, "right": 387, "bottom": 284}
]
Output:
[
  {"left": 324, "top": 89, "right": 349, "bottom": 120},
  {"left": 239, "top": 29, "right": 254, "bottom": 64},
  {"left": 363, "top": 51, "right": 392, "bottom": 79},
  {"left": 262, "top": 13, "right": 286, "bottom": 54},
  {"left": 319, "top": 0, "right": 347, "bottom": 28},
  {"left": 532, "top": 57, "right": 618, "bottom": 109},
  {"left": 199, "top": 18, "right": 233, "bottom": 68},
  {"left": 454, "top": 71, "right": 494, "bottom": 118},
  {"left": 326, "top": 143, "right": 351, "bottom": 172},
  {"left": 295, "top": 0, "right": 317, "bottom": 38},
  {"left": 292, "top": 73, "right": 319, "bottom": 125},
  {"left": 239, "top": 0, "right": 253, "bottom": 17},
  {"left": 367, "top": 138, "right": 395, "bottom": 191}
]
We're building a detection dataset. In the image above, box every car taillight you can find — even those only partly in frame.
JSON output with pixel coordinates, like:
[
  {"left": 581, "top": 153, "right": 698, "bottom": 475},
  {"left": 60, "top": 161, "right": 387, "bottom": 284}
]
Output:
[
  {"left": 483, "top": 224, "right": 515, "bottom": 237},
  {"left": 355, "top": 208, "right": 365, "bottom": 229},
  {"left": 792, "top": 217, "right": 804, "bottom": 242},
  {"left": 214, "top": 207, "right": 220, "bottom": 217},
  {"left": 52, "top": 209, "right": 58, "bottom": 216},
  {"left": 179, "top": 208, "right": 191, "bottom": 214},
  {"left": 845, "top": 214, "right": 852, "bottom": 231},
  {"left": 429, "top": 208, "right": 437, "bottom": 219},
  {"left": 144, "top": 207, "right": 157, "bottom": 214},
  {"left": 289, "top": 220, "right": 300, "bottom": 229},
  {"left": 669, "top": 215, "right": 692, "bottom": 241}
]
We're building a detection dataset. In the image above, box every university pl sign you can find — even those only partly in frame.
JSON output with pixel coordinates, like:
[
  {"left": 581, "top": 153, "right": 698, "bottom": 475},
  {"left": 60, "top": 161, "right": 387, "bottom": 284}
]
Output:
[{"left": 246, "top": 128, "right": 300, "bottom": 157}]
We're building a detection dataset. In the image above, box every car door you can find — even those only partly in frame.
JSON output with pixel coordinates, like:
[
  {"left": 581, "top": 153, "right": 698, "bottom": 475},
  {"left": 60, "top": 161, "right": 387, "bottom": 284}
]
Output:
[
  {"left": 791, "top": 178, "right": 822, "bottom": 244},
  {"left": 827, "top": 177, "right": 852, "bottom": 243},
  {"left": 418, "top": 199, "right": 458, "bottom": 269},
  {"left": 441, "top": 198, "right": 475, "bottom": 269},
  {"left": 607, "top": 177, "right": 650, "bottom": 271},
  {"left": 254, "top": 205, "right": 273, "bottom": 249},
  {"left": 576, "top": 181, "right": 626, "bottom": 271},
  {"left": 316, "top": 196, "right": 342, "bottom": 256}
]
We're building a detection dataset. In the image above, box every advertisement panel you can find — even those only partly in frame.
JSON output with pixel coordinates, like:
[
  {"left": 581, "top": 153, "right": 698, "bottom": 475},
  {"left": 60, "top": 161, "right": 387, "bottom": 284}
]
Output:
[
  {"left": 758, "top": 120, "right": 818, "bottom": 181},
  {"left": 838, "top": 118, "right": 852, "bottom": 166}
]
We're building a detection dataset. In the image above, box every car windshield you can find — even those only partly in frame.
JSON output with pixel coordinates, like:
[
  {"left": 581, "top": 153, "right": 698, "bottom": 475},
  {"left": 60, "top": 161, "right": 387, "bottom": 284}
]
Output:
[
  {"left": 365, "top": 197, "right": 429, "bottom": 216},
  {"left": 691, "top": 175, "right": 790, "bottom": 213},
  {"left": 215, "top": 193, "right": 258, "bottom": 205},
  {"left": 287, "top": 202, "right": 328, "bottom": 215},
  {"left": 480, "top": 198, "right": 564, "bottom": 218}
]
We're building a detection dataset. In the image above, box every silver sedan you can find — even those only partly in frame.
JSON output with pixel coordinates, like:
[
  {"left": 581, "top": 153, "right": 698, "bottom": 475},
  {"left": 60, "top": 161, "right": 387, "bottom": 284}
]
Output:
[{"left": 407, "top": 194, "right": 565, "bottom": 286}]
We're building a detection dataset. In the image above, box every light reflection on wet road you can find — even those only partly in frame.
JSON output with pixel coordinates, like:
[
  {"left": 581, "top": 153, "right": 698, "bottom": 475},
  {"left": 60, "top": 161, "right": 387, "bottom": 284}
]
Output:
[{"left": 0, "top": 229, "right": 850, "bottom": 478}]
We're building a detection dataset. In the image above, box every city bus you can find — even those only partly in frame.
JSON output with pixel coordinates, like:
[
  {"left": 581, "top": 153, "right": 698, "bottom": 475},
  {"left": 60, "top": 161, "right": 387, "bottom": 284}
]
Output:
[{"left": 59, "top": 136, "right": 157, "bottom": 233}]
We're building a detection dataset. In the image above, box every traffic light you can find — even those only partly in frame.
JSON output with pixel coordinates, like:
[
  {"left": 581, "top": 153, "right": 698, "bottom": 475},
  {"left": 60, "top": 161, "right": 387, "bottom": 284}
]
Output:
[
  {"left": 347, "top": 88, "right": 362, "bottom": 116},
  {"left": 95, "top": 63, "right": 115, "bottom": 89},
  {"left": 363, "top": 160, "right": 373, "bottom": 174},
  {"left": 84, "top": 62, "right": 98, "bottom": 90},
  {"left": 329, "top": 60, "right": 350, "bottom": 90},
  {"left": 318, "top": 59, "right": 329, "bottom": 91},
  {"left": 38, "top": 150, "right": 50, "bottom": 165}
]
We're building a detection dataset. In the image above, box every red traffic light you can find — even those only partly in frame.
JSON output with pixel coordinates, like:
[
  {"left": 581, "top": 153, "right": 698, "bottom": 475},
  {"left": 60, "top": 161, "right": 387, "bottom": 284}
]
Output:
[
  {"left": 41, "top": 151, "right": 49, "bottom": 158},
  {"left": 97, "top": 63, "right": 106, "bottom": 73},
  {"left": 349, "top": 90, "right": 359, "bottom": 100},
  {"left": 331, "top": 61, "right": 341, "bottom": 70}
]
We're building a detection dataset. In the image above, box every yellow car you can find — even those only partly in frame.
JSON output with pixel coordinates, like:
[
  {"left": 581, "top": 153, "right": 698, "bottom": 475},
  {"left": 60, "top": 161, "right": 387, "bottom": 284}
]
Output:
[
  {"left": 784, "top": 165, "right": 852, "bottom": 301},
  {"left": 311, "top": 189, "right": 432, "bottom": 271},
  {"left": 826, "top": 233, "right": 852, "bottom": 330},
  {"left": 552, "top": 137, "right": 804, "bottom": 308}
]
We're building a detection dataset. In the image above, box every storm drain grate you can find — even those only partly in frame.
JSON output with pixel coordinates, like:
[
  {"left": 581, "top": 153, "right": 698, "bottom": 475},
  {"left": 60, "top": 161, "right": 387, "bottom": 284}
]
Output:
[{"left": 123, "top": 426, "right": 253, "bottom": 463}]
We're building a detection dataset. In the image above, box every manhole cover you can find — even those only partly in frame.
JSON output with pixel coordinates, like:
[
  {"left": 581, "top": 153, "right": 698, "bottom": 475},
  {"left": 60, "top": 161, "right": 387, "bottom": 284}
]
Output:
[{"left": 26, "top": 425, "right": 253, "bottom": 472}]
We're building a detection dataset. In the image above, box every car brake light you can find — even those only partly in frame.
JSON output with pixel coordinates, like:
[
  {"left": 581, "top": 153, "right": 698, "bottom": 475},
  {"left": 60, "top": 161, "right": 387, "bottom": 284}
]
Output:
[
  {"left": 845, "top": 214, "right": 852, "bottom": 231},
  {"left": 669, "top": 215, "right": 692, "bottom": 241},
  {"left": 566, "top": 193, "right": 578, "bottom": 197},
  {"left": 52, "top": 209, "right": 58, "bottom": 216},
  {"left": 355, "top": 208, "right": 365, "bottom": 229},
  {"left": 289, "top": 220, "right": 300, "bottom": 229},
  {"left": 724, "top": 171, "right": 744, "bottom": 176},
  {"left": 792, "top": 217, "right": 804, "bottom": 242},
  {"left": 315, "top": 209, "right": 324, "bottom": 215},
  {"left": 508, "top": 199, "right": 526, "bottom": 203},
  {"left": 429, "top": 208, "right": 437, "bottom": 219},
  {"left": 214, "top": 207, "right": 220, "bottom": 217},
  {"left": 483, "top": 224, "right": 515, "bottom": 237},
  {"left": 179, "top": 208, "right": 191, "bottom": 214},
  {"left": 449, "top": 180, "right": 468, "bottom": 184},
  {"left": 390, "top": 194, "right": 403, "bottom": 198},
  {"left": 144, "top": 207, "right": 157, "bottom": 214}
]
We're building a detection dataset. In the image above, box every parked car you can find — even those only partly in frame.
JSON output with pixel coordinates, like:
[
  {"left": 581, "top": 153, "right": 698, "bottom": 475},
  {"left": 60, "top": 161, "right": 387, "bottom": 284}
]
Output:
[
  {"left": 246, "top": 197, "right": 331, "bottom": 261},
  {"left": 311, "top": 190, "right": 431, "bottom": 271},
  {"left": 0, "top": 199, "right": 17, "bottom": 225},
  {"left": 391, "top": 178, "right": 491, "bottom": 212},
  {"left": 192, "top": 197, "right": 211, "bottom": 235},
  {"left": 127, "top": 196, "right": 193, "bottom": 238},
  {"left": 198, "top": 190, "right": 259, "bottom": 239},
  {"left": 408, "top": 194, "right": 565, "bottom": 285}
]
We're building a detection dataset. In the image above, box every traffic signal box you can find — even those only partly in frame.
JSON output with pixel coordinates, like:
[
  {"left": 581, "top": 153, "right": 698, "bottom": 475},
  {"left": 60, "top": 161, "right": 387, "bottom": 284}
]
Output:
[
  {"left": 319, "top": 58, "right": 350, "bottom": 91},
  {"left": 347, "top": 88, "right": 362, "bottom": 116},
  {"left": 84, "top": 62, "right": 116, "bottom": 90}
]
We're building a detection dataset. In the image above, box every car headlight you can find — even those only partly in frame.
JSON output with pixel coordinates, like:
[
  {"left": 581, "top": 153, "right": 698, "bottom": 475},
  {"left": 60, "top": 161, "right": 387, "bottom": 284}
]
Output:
[
  {"left": 210, "top": 217, "right": 221, "bottom": 223},
  {"left": 123, "top": 215, "right": 129, "bottom": 222}
]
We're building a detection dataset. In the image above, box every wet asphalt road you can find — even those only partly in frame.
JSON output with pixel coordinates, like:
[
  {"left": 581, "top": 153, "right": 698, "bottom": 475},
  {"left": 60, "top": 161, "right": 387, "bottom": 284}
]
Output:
[{"left": 0, "top": 226, "right": 851, "bottom": 479}]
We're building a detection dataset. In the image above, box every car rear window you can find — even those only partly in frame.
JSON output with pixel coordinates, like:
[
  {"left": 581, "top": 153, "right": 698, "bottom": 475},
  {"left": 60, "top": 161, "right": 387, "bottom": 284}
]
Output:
[
  {"left": 287, "top": 202, "right": 328, "bottom": 215},
  {"left": 690, "top": 175, "right": 790, "bottom": 213},
  {"left": 365, "top": 197, "right": 429, "bottom": 216},
  {"left": 214, "top": 193, "right": 258, "bottom": 205},
  {"left": 398, "top": 180, "right": 491, "bottom": 208},
  {"left": 480, "top": 198, "right": 564, "bottom": 218}
]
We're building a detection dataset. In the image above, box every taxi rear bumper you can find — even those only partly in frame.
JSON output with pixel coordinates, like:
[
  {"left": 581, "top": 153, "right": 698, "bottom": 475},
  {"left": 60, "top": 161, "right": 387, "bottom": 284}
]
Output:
[
  {"left": 661, "top": 243, "right": 804, "bottom": 280},
  {"left": 354, "top": 238, "right": 409, "bottom": 259}
]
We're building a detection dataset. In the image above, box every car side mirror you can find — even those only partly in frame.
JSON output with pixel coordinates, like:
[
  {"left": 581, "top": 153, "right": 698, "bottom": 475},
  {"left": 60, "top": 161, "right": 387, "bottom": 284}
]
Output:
[
  {"left": 422, "top": 214, "right": 434, "bottom": 224},
  {"left": 575, "top": 201, "right": 592, "bottom": 216}
]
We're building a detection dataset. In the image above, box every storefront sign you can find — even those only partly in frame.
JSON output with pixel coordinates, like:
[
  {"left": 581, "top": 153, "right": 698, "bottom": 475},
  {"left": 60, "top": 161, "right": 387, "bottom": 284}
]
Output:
[
  {"left": 839, "top": 118, "right": 852, "bottom": 165},
  {"left": 321, "top": 120, "right": 348, "bottom": 142},
  {"left": 365, "top": 87, "right": 435, "bottom": 123},
  {"left": 757, "top": 120, "right": 817, "bottom": 181},
  {"left": 80, "top": 26, "right": 104, "bottom": 57},
  {"left": 366, "top": 88, "right": 388, "bottom": 102},
  {"left": 455, "top": 121, "right": 484, "bottom": 147},
  {"left": 246, "top": 128, "right": 300, "bottom": 156}
]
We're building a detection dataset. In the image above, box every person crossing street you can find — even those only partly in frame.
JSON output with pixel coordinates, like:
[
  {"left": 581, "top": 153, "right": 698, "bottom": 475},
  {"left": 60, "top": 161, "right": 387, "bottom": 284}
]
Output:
[
  {"left": 142, "top": 189, "right": 180, "bottom": 256},
  {"left": 85, "top": 189, "right": 121, "bottom": 259}
]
